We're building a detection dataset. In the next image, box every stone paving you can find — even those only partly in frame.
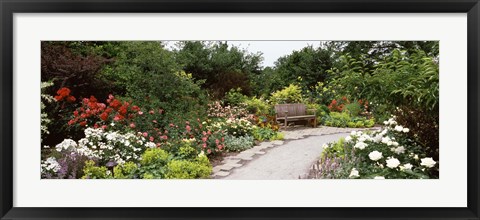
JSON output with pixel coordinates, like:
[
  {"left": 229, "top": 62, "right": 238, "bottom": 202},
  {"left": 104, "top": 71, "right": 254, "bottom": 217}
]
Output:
[{"left": 211, "top": 126, "right": 380, "bottom": 178}]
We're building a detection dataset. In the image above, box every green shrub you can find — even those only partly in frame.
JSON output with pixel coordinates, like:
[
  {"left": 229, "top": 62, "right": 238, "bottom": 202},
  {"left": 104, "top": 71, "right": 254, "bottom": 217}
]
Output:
[
  {"left": 225, "top": 88, "right": 247, "bottom": 106},
  {"left": 175, "top": 143, "right": 198, "bottom": 160},
  {"left": 165, "top": 155, "right": 212, "bottom": 179},
  {"left": 243, "top": 97, "right": 272, "bottom": 115},
  {"left": 113, "top": 161, "right": 138, "bottom": 179},
  {"left": 345, "top": 102, "right": 362, "bottom": 117},
  {"left": 224, "top": 135, "right": 255, "bottom": 152},
  {"left": 82, "top": 160, "right": 111, "bottom": 179},
  {"left": 139, "top": 148, "right": 171, "bottom": 179},
  {"left": 270, "top": 84, "right": 303, "bottom": 104},
  {"left": 252, "top": 127, "right": 284, "bottom": 141},
  {"left": 323, "top": 112, "right": 374, "bottom": 128}
]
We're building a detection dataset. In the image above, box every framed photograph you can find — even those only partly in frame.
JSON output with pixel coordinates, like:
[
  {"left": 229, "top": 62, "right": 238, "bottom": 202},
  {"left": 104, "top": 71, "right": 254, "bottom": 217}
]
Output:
[{"left": 1, "top": 0, "right": 479, "bottom": 219}]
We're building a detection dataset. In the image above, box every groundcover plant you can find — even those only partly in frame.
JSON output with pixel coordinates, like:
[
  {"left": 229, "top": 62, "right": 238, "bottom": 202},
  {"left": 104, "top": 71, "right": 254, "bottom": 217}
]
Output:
[{"left": 41, "top": 41, "right": 438, "bottom": 179}]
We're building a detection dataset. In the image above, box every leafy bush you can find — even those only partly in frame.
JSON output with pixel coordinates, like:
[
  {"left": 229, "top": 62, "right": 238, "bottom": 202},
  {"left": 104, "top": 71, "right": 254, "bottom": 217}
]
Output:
[
  {"left": 323, "top": 112, "right": 374, "bottom": 128},
  {"left": 113, "top": 161, "right": 138, "bottom": 179},
  {"left": 225, "top": 88, "right": 247, "bottom": 106},
  {"left": 224, "top": 135, "right": 255, "bottom": 152},
  {"left": 252, "top": 127, "right": 284, "bottom": 142},
  {"left": 345, "top": 102, "right": 362, "bottom": 117},
  {"left": 270, "top": 84, "right": 304, "bottom": 104},
  {"left": 164, "top": 154, "right": 212, "bottom": 179},
  {"left": 316, "top": 118, "right": 438, "bottom": 179},
  {"left": 138, "top": 148, "right": 171, "bottom": 179},
  {"left": 82, "top": 160, "right": 111, "bottom": 179},
  {"left": 243, "top": 97, "right": 273, "bottom": 115}
]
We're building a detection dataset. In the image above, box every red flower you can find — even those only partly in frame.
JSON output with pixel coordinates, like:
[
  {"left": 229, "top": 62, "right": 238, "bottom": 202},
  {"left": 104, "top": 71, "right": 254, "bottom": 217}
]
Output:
[
  {"left": 109, "top": 99, "right": 122, "bottom": 110},
  {"left": 119, "top": 106, "right": 128, "bottom": 116},
  {"left": 131, "top": 105, "right": 140, "bottom": 112},
  {"left": 66, "top": 96, "right": 76, "bottom": 103},
  {"left": 73, "top": 111, "right": 79, "bottom": 117},
  {"left": 100, "top": 112, "right": 109, "bottom": 121},
  {"left": 113, "top": 114, "right": 124, "bottom": 121},
  {"left": 79, "top": 121, "right": 87, "bottom": 127}
]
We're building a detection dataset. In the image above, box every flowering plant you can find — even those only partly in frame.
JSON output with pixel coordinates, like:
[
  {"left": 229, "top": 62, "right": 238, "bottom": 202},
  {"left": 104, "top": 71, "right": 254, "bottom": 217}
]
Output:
[{"left": 317, "top": 118, "right": 438, "bottom": 179}]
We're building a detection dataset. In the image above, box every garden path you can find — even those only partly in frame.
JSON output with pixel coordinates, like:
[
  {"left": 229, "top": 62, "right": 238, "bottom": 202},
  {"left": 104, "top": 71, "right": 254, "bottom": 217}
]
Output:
[{"left": 211, "top": 126, "right": 380, "bottom": 179}]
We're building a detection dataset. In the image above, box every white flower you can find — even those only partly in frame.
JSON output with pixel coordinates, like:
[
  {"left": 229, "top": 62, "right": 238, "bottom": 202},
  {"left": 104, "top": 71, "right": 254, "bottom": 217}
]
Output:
[
  {"left": 383, "top": 121, "right": 389, "bottom": 125},
  {"left": 350, "top": 131, "right": 357, "bottom": 136},
  {"left": 400, "top": 163, "right": 413, "bottom": 171},
  {"left": 354, "top": 142, "right": 368, "bottom": 150},
  {"left": 414, "top": 154, "right": 419, "bottom": 160},
  {"left": 322, "top": 144, "right": 329, "bottom": 150},
  {"left": 198, "top": 151, "right": 205, "bottom": 157},
  {"left": 394, "top": 125, "right": 404, "bottom": 132},
  {"left": 373, "top": 134, "right": 383, "bottom": 143},
  {"left": 392, "top": 141, "right": 399, "bottom": 147},
  {"left": 387, "top": 141, "right": 393, "bottom": 146},
  {"left": 394, "top": 146, "right": 406, "bottom": 154},
  {"left": 386, "top": 157, "right": 400, "bottom": 168},
  {"left": 420, "top": 157, "right": 437, "bottom": 168},
  {"left": 403, "top": 128, "right": 410, "bottom": 133},
  {"left": 381, "top": 137, "right": 390, "bottom": 144},
  {"left": 374, "top": 176, "right": 385, "bottom": 179},
  {"left": 349, "top": 168, "right": 360, "bottom": 178},
  {"left": 110, "top": 122, "right": 115, "bottom": 127},
  {"left": 345, "top": 136, "right": 352, "bottom": 143},
  {"left": 369, "top": 151, "right": 383, "bottom": 161}
]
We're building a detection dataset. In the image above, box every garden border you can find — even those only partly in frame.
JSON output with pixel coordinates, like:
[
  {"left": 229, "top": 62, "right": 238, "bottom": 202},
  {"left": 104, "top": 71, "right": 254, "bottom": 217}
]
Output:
[{"left": 1, "top": 0, "right": 479, "bottom": 219}]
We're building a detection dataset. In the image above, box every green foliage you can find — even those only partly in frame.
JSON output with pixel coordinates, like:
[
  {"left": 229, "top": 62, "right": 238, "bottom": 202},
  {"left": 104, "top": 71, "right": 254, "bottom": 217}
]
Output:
[
  {"left": 323, "top": 112, "right": 374, "bottom": 128},
  {"left": 175, "top": 143, "right": 199, "bottom": 160},
  {"left": 252, "top": 127, "right": 284, "bottom": 141},
  {"left": 322, "top": 138, "right": 346, "bottom": 159},
  {"left": 344, "top": 102, "right": 362, "bottom": 117},
  {"left": 224, "top": 135, "right": 255, "bottom": 152},
  {"left": 270, "top": 84, "right": 304, "bottom": 104},
  {"left": 113, "top": 161, "right": 138, "bottom": 179},
  {"left": 41, "top": 81, "right": 55, "bottom": 138},
  {"left": 225, "top": 88, "right": 248, "bottom": 106},
  {"left": 243, "top": 97, "right": 273, "bottom": 115},
  {"left": 139, "top": 148, "right": 171, "bottom": 179},
  {"left": 273, "top": 45, "right": 335, "bottom": 93},
  {"left": 103, "top": 42, "right": 208, "bottom": 121},
  {"left": 175, "top": 41, "right": 263, "bottom": 98},
  {"left": 82, "top": 160, "right": 111, "bottom": 179},
  {"left": 164, "top": 155, "right": 212, "bottom": 179}
]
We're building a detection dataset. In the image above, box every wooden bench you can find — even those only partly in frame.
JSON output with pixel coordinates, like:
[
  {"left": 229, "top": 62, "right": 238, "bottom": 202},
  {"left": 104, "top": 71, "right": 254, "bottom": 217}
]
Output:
[{"left": 274, "top": 103, "right": 317, "bottom": 129}]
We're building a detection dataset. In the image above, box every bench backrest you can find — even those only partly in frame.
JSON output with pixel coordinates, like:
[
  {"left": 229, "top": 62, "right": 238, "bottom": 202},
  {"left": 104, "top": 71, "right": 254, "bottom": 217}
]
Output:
[{"left": 274, "top": 103, "right": 307, "bottom": 117}]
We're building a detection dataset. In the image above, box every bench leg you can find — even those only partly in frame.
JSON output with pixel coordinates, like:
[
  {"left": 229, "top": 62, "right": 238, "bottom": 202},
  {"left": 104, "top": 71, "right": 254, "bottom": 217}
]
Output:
[{"left": 284, "top": 118, "right": 288, "bottom": 130}]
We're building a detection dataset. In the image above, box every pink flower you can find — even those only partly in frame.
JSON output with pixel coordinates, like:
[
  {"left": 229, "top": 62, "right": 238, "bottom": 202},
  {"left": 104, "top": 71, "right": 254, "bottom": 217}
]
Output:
[
  {"left": 207, "top": 149, "right": 211, "bottom": 154},
  {"left": 202, "top": 137, "right": 207, "bottom": 142},
  {"left": 149, "top": 110, "right": 155, "bottom": 114},
  {"left": 129, "top": 123, "right": 136, "bottom": 128},
  {"left": 218, "top": 145, "right": 223, "bottom": 150},
  {"left": 186, "top": 125, "right": 191, "bottom": 132},
  {"left": 215, "top": 139, "right": 220, "bottom": 145},
  {"left": 202, "top": 143, "right": 207, "bottom": 149},
  {"left": 138, "top": 111, "right": 143, "bottom": 115},
  {"left": 169, "top": 123, "right": 174, "bottom": 127},
  {"left": 161, "top": 135, "right": 168, "bottom": 140},
  {"left": 101, "top": 125, "right": 107, "bottom": 129},
  {"left": 152, "top": 120, "right": 157, "bottom": 124},
  {"left": 143, "top": 132, "right": 148, "bottom": 137},
  {"left": 149, "top": 136, "right": 154, "bottom": 141}
]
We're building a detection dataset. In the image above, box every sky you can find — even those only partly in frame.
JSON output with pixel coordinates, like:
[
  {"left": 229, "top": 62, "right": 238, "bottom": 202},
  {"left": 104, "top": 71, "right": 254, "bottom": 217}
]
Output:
[{"left": 165, "top": 41, "right": 324, "bottom": 68}]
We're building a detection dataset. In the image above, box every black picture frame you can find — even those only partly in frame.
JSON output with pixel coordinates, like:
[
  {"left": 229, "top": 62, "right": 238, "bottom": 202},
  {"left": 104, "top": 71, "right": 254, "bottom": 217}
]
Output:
[{"left": 1, "top": 0, "right": 479, "bottom": 219}]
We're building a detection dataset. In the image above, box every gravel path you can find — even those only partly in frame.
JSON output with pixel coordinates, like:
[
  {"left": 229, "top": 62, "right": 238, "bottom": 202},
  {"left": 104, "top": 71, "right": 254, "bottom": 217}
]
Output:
[{"left": 222, "top": 133, "right": 349, "bottom": 180}]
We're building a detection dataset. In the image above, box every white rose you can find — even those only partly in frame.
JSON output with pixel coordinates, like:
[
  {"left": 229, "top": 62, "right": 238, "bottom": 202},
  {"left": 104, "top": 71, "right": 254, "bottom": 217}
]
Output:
[
  {"left": 354, "top": 142, "right": 368, "bottom": 150},
  {"left": 374, "top": 176, "right": 385, "bottom": 179},
  {"left": 420, "top": 157, "right": 437, "bottom": 168},
  {"left": 381, "top": 137, "right": 390, "bottom": 144},
  {"left": 386, "top": 157, "right": 400, "bottom": 168},
  {"left": 403, "top": 128, "right": 410, "bottom": 133},
  {"left": 394, "top": 146, "right": 406, "bottom": 154},
  {"left": 369, "top": 151, "right": 383, "bottom": 161},
  {"left": 351, "top": 131, "right": 357, "bottom": 136},
  {"left": 322, "top": 144, "right": 329, "bottom": 150},
  {"left": 349, "top": 168, "right": 360, "bottom": 178},
  {"left": 394, "top": 125, "right": 404, "bottom": 132},
  {"left": 387, "top": 141, "right": 393, "bottom": 146},
  {"left": 383, "top": 121, "right": 389, "bottom": 125},
  {"left": 400, "top": 163, "right": 413, "bottom": 171},
  {"left": 345, "top": 136, "right": 352, "bottom": 142}
]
